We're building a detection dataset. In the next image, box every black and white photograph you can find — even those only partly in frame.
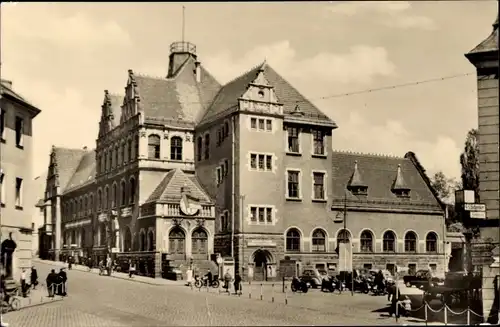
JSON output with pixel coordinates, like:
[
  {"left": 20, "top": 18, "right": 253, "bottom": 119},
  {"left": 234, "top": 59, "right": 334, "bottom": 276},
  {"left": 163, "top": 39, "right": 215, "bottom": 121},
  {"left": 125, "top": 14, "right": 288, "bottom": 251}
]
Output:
[{"left": 0, "top": 1, "right": 498, "bottom": 326}]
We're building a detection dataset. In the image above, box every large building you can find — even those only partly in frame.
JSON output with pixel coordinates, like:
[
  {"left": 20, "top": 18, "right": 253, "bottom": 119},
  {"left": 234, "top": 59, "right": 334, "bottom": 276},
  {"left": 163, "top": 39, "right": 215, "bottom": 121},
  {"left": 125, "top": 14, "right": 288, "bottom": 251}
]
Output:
[
  {"left": 39, "top": 41, "right": 445, "bottom": 280},
  {"left": 465, "top": 13, "right": 499, "bottom": 323},
  {"left": 0, "top": 79, "right": 42, "bottom": 281}
]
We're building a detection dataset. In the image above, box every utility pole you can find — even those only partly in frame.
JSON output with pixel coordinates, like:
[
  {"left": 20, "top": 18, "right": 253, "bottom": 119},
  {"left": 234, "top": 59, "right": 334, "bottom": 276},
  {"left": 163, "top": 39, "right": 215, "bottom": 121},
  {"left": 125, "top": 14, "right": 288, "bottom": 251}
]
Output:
[
  {"left": 240, "top": 195, "right": 246, "bottom": 276},
  {"left": 181, "top": 6, "right": 186, "bottom": 43},
  {"left": 343, "top": 191, "right": 354, "bottom": 296}
]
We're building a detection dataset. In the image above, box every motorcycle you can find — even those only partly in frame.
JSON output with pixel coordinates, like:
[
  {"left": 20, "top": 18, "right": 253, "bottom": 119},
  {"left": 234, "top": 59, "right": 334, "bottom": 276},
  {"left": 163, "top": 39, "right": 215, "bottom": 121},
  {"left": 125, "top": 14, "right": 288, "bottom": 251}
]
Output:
[
  {"left": 291, "top": 276, "right": 309, "bottom": 293},
  {"left": 353, "top": 278, "right": 371, "bottom": 294},
  {"left": 371, "top": 280, "right": 388, "bottom": 296},
  {"left": 321, "top": 276, "right": 336, "bottom": 292},
  {"left": 194, "top": 276, "right": 220, "bottom": 289}
]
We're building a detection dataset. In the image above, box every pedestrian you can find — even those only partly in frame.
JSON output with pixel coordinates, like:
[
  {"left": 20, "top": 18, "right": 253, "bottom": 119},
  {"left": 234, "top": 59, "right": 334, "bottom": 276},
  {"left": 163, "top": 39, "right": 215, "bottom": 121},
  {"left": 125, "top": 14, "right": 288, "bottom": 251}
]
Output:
[
  {"left": 389, "top": 283, "right": 401, "bottom": 318},
  {"left": 30, "top": 266, "right": 38, "bottom": 290},
  {"left": 233, "top": 273, "right": 242, "bottom": 295},
  {"left": 58, "top": 268, "right": 67, "bottom": 296},
  {"left": 106, "top": 256, "right": 112, "bottom": 276},
  {"left": 223, "top": 269, "right": 232, "bottom": 293},
  {"left": 68, "top": 256, "right": 72, "bottom": 270},
  {"left": 87, "top": 257, "right": 92, "bottom": 272},
  {"left": 128, "top": 260, "right": 136, "bottom": 278},
  {"left": 19, "top": 268, "right": 27, "bottom": 297},
  {"left": 185, "top": 265, "right": 193, "bottom": 287},
  {"left": 46, "top": 269, "right": 57, "bottom": 297}
]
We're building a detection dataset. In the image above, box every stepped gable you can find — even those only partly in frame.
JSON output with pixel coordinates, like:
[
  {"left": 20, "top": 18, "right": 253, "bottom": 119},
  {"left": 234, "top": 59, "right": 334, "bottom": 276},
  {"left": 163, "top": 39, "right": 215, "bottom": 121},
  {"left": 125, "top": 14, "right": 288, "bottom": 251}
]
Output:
[
  {"left": 50, "top": 147, "right": 88, "bottom": 192},
  {"left": 146, "top": 169, "right": 212, "bottom": 204},
  {"left": 64, "top": 149, "right": 96, "bottom": 193},
  {"left": 131, "top": 57, "right": 220, "bottom": 127},
  {"left": 331, "top": 150, "right": 441, "bottom": 206},
  {"left": 199, "top": 62, "right": 336, "bottom": 127}
]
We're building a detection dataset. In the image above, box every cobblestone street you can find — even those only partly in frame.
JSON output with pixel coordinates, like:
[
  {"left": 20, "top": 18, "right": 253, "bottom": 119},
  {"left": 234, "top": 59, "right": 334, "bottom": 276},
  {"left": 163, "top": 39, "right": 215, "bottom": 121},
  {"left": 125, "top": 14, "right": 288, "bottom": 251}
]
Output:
[{"left": 3, "top": 261, "right": 415, "bottom": 326}]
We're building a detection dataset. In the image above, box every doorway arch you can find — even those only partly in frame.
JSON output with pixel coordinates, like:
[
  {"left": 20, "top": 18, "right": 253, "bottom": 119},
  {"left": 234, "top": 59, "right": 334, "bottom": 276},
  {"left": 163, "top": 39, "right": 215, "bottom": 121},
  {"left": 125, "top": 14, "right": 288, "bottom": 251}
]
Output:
[{"left": 251, "top": 249, "right": 274, "bottom": 282}]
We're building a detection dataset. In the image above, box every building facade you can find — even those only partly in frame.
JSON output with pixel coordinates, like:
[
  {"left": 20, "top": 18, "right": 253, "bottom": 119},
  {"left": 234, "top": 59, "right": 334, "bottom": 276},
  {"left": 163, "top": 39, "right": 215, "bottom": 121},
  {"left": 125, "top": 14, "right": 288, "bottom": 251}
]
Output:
[
  {"left": 465, "top": 14, "right": 499, "bottom": 323},
  {"left": 0, "top": 79, "right": 41, "bottom": 281},
  {"left": 39, "top": 40, "right": 445, "bottom": 280}
]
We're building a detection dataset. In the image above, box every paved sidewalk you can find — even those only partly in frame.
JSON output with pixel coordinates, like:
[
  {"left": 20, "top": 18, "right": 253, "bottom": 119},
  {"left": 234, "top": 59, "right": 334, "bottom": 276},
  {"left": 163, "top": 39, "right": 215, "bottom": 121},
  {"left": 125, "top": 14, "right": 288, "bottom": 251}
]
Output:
[{"left": 33, "top": 259, "right": 182, "bottom": 286}]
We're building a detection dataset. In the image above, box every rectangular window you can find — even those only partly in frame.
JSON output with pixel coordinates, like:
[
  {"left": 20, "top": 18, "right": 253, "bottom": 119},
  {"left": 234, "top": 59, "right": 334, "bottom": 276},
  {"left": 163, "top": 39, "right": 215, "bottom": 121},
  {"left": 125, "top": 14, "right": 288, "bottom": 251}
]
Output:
[
  {"left": 220, "top": 164, "right": 225, "bottom": 179},
  {"left": 429, "top": 264, "right": 437, "bottom": 272},
  {"left": 258, "top": 119, "right": 265, "bottom": 130},
  {"left": 265, "top": 155, "right": 272, "bottom": 171},
  {"left": 287, "top": 127, "right": 300, "bottom": 153},
  {"left": 15, "top": 177, "right": 23, "bottom": 207},
  {"left": 258, "top": 207, "right": 265, "bottom": 222},
  {"left": 15, "top": 116, "right": 24, "bottom": 148},
  {"left": 363, "top": 263, "right": 373, "bottom": 270},
  {"left": 0, "top": 109, "right": 5, "bottom": 140},
  {"left": 258, "top": 154, "right": 265, "bottom": 170},
  {"left": 266, "top": 208, "right": 273, "bottom": 223},
  {"left": 250, "top": 118, "right": 257, "bottom": 129},
  {"left": 250, "top": 154, "right": 257, "bottom": 169},
  {"left": 265, "top": 119, "right": 272, "bottom": 131},
  {"left": 312, "top": 130, "right": 325, "bottom": 155},
  {"left": 0, "top": 171, "right": 5, "bottom": 205},
  {"left": 313, "top": 172, "right": 325, "bottom": 200},
  {"left": 224, "top": 160, "right": 229, "bottom": 176},
  {"left": 204, "top": 134, "right": 210, "bottom": 159},
  {"left": 250, "top": 207, "right": 257, "bottom": 222},
  {"left": 287, "top": 171, "right": 300, "bottom": 198},
  {"left": 216, "top": 167, "right": 222, "bottom": 185}
]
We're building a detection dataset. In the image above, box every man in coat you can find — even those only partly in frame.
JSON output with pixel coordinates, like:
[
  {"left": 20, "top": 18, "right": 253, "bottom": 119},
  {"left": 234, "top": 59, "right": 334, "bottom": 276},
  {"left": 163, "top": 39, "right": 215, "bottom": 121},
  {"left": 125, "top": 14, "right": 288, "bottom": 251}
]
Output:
[{"left": 46, "top": 269, "right": 57, "bottom": 297}]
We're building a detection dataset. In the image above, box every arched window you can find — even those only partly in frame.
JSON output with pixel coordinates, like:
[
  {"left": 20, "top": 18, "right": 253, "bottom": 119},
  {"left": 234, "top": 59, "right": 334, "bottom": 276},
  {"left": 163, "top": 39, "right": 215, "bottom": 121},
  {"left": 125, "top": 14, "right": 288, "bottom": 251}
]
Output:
[
  {"left": 71, "top": 230, "right": 76, "bottom": 245},
  {"left": 100, "top": 154, "right": 105, "bottom": 173},
  {"left": 204, "top": 134, "right": 210, "bottom": 159},
  {"left": 148, "top": 134, "right": 161, "bottom": 159},
  {"left": 337, "top": 229, "right": 351, "bottom": 248},
  {"left": 383, "top": 231, "right": 396, "bottom": 253},
  {"left": 286, "top": 229, "right": 301, "bottom": 252},
  {"left": 120, "top": 180, "right": 127, "bottom": 206},
  {"left": 126, "top": 139, "right": 132, "bottom": 162},
  {"left": 97, "top": 189, "right": 102, "bottom": 211},
  {"left": 169, "top": 228, "right": 185, "bottom": 254},
  {"left": 312, "top": 229, "right": 326, "bottom": 252},
  {"left": 89, "top": 194, "right": 93, "bottom": 213},
  {"left": 426, "top": 232, "right": 437, "bottom": 253},
  {"left": 118, "top": 144, "right": 123, "bottom": 165},
  {"left": 197, "top": 136, "right": 202, "bottom": 161},
  {"left": 170, "top": 136, "right": 183, "bottom": 161},
  {"left": 147, "top": 229, "right": 155, "bottom": 251},
  {"left": 192, "top": 228, "right": 208, "bottom": 255},
  {"left": 139, "top": 231, "right": 146, "bottom": 251},
  {"left": 360, "top": 230, "right": 373, "bottom": 252},
  {"left": 129, "top": 177, "right": 136, "bottom": 204},
  {"left": 111, "top": 184, "right": 117, "bottom": 208},
  {"left": 104, "top": 186, "right": 109, "bottom": 210},
  {"left": 404, "top": 231, "right": 417, "bottom": 252},
  {"left": 104, "top": 152, "right": 108, "bottom": 171}
]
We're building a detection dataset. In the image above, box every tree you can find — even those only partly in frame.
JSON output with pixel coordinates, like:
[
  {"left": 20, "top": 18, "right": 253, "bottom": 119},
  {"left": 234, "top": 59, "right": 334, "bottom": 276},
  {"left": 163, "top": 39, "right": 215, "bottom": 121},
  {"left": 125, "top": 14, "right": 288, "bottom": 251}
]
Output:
[
  {"left": 459, "top": 128, "right": 480, "bottom": 201},
  {"left": 431, "top": 171, "right": 455, "bottom": 201}
]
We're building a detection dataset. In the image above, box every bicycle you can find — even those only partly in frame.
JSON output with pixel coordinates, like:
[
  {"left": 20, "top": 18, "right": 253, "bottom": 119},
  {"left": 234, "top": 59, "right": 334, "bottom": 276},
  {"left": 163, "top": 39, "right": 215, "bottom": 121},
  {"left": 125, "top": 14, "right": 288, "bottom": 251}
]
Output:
[{"left": 0, "top": 288, "right": 21, "bottom": 313}]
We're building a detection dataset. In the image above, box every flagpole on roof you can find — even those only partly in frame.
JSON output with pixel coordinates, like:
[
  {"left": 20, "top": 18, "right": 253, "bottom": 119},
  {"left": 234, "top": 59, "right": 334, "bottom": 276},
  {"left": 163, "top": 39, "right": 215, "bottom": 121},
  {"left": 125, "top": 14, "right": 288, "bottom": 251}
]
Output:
[{"left": 182, "top": 5, "right": 186, "bottom": 43}]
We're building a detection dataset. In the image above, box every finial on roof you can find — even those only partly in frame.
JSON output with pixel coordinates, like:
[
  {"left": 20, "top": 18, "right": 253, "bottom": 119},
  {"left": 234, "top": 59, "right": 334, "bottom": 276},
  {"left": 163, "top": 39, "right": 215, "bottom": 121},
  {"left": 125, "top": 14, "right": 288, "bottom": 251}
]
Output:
[
  {"left": 292, "top": 104, "right": 304, "bottom": 116},
  {"left": 391, "top": 163, "right": 410, "bottom": 192}
]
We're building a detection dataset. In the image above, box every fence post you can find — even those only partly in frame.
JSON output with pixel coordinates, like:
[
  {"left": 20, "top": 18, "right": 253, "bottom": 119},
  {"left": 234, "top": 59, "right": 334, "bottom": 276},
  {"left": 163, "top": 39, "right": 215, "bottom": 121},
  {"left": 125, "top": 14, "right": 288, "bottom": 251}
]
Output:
[
  {"left": 282, "top": 276, "right": 285, "bottom": 293},
  {"left": 444, "top": 306, "right": 448, "bottom": 325},
  {"left": 272, "top": 284, "right": 275, "bottom": 303},
  {"left": 467, "top": 307, "right": 470, "bottom": 325},
  {"left": 260, "top": 283, "right": 263, "bottom": 300},
  {"left": 424, "top": 302, "right": 428, "bottom": 322},
  {"left": 249, "top": 283, "right": 252, "bottom": 299},
  {"left": 285, "top": 285, "right": 288, "bottom": 305}
]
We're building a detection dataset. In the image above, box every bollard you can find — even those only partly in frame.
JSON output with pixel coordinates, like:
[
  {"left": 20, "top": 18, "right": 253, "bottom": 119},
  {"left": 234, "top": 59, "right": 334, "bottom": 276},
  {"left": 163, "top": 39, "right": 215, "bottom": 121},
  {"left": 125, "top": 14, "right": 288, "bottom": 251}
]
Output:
[
  {"left": 260, "top": 284, "right": 263, "bottom": 301},
  {"left": 272, "top": 284, "right": 275, "bottom": 303},
  {"left": 467, "top": 307, "right": 470, "bottom": 325},
  {"left": 284, "top": 285, "right": 288, "bottom": 305},
  {"left": 282, "top": 276, "right": 285, "bottom": 293},
  {"left": 249, "top": 284, "right": 252, "bottom": 299},
  {"left": 444, "top": 306, "right": 448, "bottom": 325}
]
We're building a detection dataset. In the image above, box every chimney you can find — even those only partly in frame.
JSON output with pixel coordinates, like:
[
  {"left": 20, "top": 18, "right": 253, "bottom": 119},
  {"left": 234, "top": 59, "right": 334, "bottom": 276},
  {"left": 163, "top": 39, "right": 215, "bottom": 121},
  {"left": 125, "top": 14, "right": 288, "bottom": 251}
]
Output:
[
  {"left": 195, "top": 61, "right": 201, "bottom": 83},
  {"left": 1, "top": 79, "right": 12, "bottom": 89}
]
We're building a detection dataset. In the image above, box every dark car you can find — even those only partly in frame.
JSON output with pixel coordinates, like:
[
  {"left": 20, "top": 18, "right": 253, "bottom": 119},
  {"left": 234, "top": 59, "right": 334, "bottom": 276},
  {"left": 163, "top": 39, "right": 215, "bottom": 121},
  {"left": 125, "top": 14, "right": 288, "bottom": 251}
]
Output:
[
  {"left": 404, "top": 269, "right": 442, "bottom": 289},
  {"left": 300, "top": 269, "right": 327, "bottom": 288}
]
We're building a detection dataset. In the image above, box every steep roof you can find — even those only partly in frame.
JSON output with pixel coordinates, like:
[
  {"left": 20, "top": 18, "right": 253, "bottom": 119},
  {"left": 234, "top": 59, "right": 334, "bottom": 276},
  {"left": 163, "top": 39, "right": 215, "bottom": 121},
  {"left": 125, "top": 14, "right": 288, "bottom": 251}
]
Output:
[
  {"left": 347, "top": 160, "right": 367, "bottom": 188},
  {"left": 52, "top": 147, "right": 88, "bottom": 192},
  {"left": 331, "top": 151, "right": 442, "bottom": 211},
  {"left": 391, "top": 164, "right": 410, "bottom": 191},
  {"left": 133, "top": 56, "right": 220, "bottom": 128},
  {"left": 64, "top": 150, "right": 96, "bottom": 193},
  {"left": 1, "top": 79, "right": 41, "bottom": 116},
  {"left": 467, "top": 14, "right": 499, "bottom": 55},
  {"left": 199, "top": 62, "right": 336, "bottom": 127},
  {"left": 146, "top": 169, "right": 212, "bottom": 204}
]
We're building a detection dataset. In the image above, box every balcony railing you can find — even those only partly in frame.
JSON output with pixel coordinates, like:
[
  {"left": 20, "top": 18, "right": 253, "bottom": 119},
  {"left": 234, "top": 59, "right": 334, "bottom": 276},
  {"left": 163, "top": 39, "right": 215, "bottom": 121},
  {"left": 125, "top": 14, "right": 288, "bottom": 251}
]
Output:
[{"left": 161, "top": 204, "right": 213, "bottom": 217}]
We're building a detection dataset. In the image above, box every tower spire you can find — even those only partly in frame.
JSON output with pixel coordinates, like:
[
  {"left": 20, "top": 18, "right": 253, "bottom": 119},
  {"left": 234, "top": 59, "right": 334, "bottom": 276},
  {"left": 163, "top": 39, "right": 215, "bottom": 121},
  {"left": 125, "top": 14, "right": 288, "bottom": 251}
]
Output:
[{"left": 182, "top": 6, "right": 186, "bottom": 43}]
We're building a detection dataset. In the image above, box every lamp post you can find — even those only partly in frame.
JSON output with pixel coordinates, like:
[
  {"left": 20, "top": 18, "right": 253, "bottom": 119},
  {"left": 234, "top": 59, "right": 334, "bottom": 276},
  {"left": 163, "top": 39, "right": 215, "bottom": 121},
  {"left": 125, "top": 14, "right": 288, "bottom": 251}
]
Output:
[{"left": 240, "top": 195, "right": 246, "bottom": 277}]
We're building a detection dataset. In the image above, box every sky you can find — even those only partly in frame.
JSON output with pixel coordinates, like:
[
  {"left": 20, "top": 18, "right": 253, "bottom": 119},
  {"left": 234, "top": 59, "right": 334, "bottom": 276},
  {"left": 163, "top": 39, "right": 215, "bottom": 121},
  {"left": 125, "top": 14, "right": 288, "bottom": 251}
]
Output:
[{"left": 1, "top": 1, "right": 497, "bottom": 181}]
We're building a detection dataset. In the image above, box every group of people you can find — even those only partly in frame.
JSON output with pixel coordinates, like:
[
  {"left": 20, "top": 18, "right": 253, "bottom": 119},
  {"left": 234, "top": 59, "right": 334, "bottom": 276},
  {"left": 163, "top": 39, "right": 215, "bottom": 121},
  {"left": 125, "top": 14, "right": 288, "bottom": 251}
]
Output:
[
  {"left": 45, "top": 268, "right": 68, "bottom": 297},
  {"left": 189, "top": 268, "right": 242, "bottom": 294}
]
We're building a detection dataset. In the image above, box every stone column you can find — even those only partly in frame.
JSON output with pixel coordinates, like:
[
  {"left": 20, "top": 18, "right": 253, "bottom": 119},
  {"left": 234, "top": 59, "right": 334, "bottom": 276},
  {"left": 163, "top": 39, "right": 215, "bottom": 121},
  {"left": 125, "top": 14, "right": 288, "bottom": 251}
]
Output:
[
  {"left": 55, "top": 196, "right": 61, "bottom": 261},
  {"left": 115, "top": 230, "right": 120, "bottom": 251},
  {"left": 186, "top": 230, "right": 192, "bottom": 259}
]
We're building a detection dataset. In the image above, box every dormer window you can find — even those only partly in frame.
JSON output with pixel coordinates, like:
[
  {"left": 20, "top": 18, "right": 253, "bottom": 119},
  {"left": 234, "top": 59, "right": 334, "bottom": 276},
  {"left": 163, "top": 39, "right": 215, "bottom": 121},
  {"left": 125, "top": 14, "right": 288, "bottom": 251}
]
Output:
[
  {"left": 391, "top": 164, "right": 411, "bottom": 198},
  {"left": 348, "top": 185, "right": 368, "bottom": 196},
  {"left": 346, "top": 160, "right": 368, "bottom": 196},
  {"left": 393, "top": 189, "right": 410, "bottom": 198}
]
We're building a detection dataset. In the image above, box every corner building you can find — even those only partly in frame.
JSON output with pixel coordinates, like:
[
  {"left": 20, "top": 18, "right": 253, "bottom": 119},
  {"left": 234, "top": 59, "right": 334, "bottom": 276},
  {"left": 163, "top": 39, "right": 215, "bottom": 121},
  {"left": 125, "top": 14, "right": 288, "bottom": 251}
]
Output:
[{"left": 40, "top": 41, "right": 445, "bottom": 280}]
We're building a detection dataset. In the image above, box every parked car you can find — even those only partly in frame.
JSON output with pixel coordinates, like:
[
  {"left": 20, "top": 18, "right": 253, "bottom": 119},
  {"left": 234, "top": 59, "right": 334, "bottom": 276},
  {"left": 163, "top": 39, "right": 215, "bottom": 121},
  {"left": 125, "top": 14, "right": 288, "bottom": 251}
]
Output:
[
  {"left": 404, "top": 269, "right": 443, "bottom": 288},
  {"left": 300, "top": 268, "right": 327, "bottom": 288}
]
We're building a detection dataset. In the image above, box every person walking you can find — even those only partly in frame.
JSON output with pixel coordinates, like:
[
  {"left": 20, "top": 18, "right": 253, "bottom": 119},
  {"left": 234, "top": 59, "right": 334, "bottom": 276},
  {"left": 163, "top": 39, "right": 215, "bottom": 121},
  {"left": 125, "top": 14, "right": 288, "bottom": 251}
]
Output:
[
  {"left": 30, "top": 266, "right": 38, "bottom": 290},
  {"left": 233, "top": 273, "right": 242, "bottom": 295},
  {"left": 223, "top": 269, "right": 232, "bottom": 293},
  {"left": 57, "top": 268, "right": 67, "bottom": 296},
  {"left": 20, "top": 268, "right": 27, "bottom": 297},
  {"left": 128, "top": 260, "right": 136, "bottom": 278}
]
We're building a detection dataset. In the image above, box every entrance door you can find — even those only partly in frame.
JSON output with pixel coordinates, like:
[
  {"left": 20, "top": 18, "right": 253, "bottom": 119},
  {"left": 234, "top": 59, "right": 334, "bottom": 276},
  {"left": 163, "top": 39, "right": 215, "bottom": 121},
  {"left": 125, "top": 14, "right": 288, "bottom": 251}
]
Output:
[
  {"left": 169, "top": 227, "right": 186, "bottom": 260},
  {"left": 253, "top": 249, "right": 271, "bottom": 282},
  {"left": 191, "top": 228, "right": 208, "bottom": 260}
]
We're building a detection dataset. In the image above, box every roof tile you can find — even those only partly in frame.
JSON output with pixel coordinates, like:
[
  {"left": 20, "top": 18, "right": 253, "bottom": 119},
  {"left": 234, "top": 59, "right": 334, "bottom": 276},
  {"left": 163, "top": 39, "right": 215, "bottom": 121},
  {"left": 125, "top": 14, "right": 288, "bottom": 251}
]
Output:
[
  {"left": 51, "top": 147, "right": 88, "bottom": 192},
  {"left": 64, "top": 150, "right": 96, "bottom": 193}
]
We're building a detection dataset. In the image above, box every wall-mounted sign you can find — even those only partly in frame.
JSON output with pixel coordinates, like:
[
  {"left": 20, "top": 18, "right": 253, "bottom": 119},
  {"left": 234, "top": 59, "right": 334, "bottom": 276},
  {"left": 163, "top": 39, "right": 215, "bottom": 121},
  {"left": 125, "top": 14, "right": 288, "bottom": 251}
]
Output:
[
  {"left": 247, "top": 239, "right": 276, "bottom": 247},
  {"left": 470, "top": 211, "right": 486, "bottom": 219},
  {"left": 464, "top": 203, "right": 486, "bottom": 211},
  {"left": 455, "top": 190, "right": 475, "bottom": 204}
]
